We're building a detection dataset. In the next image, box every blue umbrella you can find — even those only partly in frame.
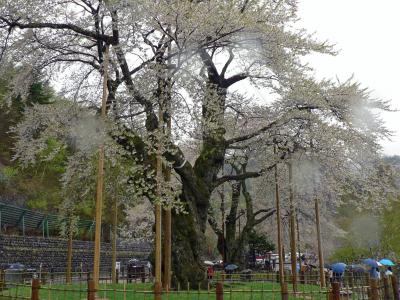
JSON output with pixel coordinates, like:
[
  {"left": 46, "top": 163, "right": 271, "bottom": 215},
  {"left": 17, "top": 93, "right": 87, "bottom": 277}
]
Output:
[
  {"left": 331, "top": 263, "right": 347, "bottom": 274},
  {"left": 348, "top": 264, "right": 366, "bottom": 273},
  {"left": 379, "top": 259, "right": 395, "bottom": 266},
  {"left": 225, "top": 264, "right": 238, "bottom": 271},
  {"left": 363, "top": 259, "right": 378, "bottom": 268}
]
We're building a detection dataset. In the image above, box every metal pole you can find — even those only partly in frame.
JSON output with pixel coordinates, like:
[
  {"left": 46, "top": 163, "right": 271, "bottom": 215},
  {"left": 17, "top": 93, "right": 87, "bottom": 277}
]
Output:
[{"left": 93, "top": 45, "right": 109, "bottom": 288}]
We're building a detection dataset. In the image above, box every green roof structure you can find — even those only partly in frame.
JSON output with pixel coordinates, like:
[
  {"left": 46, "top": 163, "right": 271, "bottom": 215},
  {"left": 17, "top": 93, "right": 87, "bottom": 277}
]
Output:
[{"left": 0, "top": 201, "right": 97, "bottom": 237}]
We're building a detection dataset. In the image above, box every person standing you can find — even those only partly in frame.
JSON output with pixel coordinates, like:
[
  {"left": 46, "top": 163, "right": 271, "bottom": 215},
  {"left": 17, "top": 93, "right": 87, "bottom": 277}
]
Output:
[{"left": 385, "top": 266, "right": 393, "bottom": 276}]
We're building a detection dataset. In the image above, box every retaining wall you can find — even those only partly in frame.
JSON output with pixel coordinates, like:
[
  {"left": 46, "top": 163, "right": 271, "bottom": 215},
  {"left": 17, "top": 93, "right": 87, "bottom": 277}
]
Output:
[{"left": 0, "top": 235, "right": 151, "bottom": 272}]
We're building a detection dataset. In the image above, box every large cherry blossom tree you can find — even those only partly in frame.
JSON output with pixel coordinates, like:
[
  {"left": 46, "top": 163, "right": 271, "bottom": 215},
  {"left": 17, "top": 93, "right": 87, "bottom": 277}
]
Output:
[{"left": 0, "top": 0, "right": 391, "bottom": 284}]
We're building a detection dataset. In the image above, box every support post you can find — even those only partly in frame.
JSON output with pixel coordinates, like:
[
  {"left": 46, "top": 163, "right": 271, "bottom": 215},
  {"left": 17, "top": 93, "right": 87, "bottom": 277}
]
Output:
[
  {"left": 154, "top": 281, "right": 162, "bottom": 300},
  {"left": 288, "top": 162, "right": 297, "bottom": 292},
  {"left": 216, "top": 282, "right": 224, "bottom": 300},
  {"left": 274, "top": 144, "right": 285, "bottom": 290},
  {"left": 162, "top": 208, "right": 171, "bottom": 290},
  {"left": 87, "top": 279, "right": 96, "bottom": 300},
  {"left": 315, "top": 198, "right": 326, "bottom": 287},
  {"left": 369, "top": 279, "right": 379, "bottom": 300},
  {"left": 155, "top": 111, "right": 163, "bottom": 291},
  {"left": 93, "top": 45, "right": 109, "bottom": 289},
  {"left": 332, "top": 281, "right": 340, "bottom": 300},
  {"left": 31, "top": 278, "right": 40, "bottom": 300},
  {"left": 392, "top": 275, "right": 400, "bottom": 300},
  {"left": 281, "top": 281, "right": 289, "bottom": 300},
  {"left": 162, "top": 46, "right": 172, "bottom": 290},
  {"left": 111, "top": 196, "right": 118, "bottom": 284},
  {"left": 0, "top": 269, "right": 4, "bottom": 291},
  {"left": 154, "top": 58, "right": 170, "bottom": 293},
  {"left": 383, "top": 276, "right": 390, "bottom": 300}
]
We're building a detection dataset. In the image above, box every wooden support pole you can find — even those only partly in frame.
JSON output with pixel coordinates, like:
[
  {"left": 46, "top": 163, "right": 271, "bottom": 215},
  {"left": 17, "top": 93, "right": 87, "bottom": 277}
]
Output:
[
  {"left": 155, "top": 194, "right": 162, "bottom": 287},
  {"left": 331, "top": 281, "right": 340, "bottom": 300},
  {"left": 0, "top": 269, "right": 4, "bottom": 291},
  {"left": 162, "top": 80, "right": 172, "bottom": 290},
  {"left": 281, "top": 281, "right": 289, "bottom": 300},
  {"left": 383, "top": 276, "right": 390, "bottom": 300},
  {"left": 31, "top": 278, "right": 40, "bottom": 300},
  {"left": 315, "top": 198, "right": 326, "bottom": 287},
  {"left": 163, "top": 208, "right": 171, "bottom": 290},
  {"left": 296, "top": 207, "right": 301, "bottom": 272},
  {"left": 87, "top": 279, "right": 96, "bottom": 300},
  {"left": 93, "top": 45, "right": 109, "bottom": 288},
  {"left": 274, "top": 145, "right": 285, "bottom": 290},
  {"left": 154, "top": 281, "right": 162, "bottom": 300},
  {"left": 288, "top": 162, "right": 297, "bottom": 292},
  {"left": 216, "top": 282, "right": 224, "bottom": 300},
  {"left": 112, "top": 196, "right": 118, "bottom": 284},
  {"left": 154, "top": 73, "right": 164, "bottom": 293},
  {"left": 392, "top": 275, "right": 400, "bottom": 300},
  {"left": 369, "top": 278, "right": 379, "bottom": 300}
]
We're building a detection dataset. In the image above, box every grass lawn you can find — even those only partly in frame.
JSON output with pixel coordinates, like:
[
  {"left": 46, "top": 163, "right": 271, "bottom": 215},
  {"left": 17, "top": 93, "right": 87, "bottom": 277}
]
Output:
[{"left": 0, "top": 281, "right": 330, "bottom": 300}]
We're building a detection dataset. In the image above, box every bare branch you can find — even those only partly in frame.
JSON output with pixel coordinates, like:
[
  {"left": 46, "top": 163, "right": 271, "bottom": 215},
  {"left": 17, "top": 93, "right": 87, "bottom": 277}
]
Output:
[
  {"left": 214, "top": 163, "right": 276, "bottom": 187},
  {"left": 0, "top": 17, "right": 113, "bottom": 44}
]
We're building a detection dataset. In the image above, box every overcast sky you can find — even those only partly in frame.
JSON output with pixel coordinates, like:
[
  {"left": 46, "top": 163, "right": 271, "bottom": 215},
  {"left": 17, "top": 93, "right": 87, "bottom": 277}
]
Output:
[{"left": 298, "top": 0, "right": 400, "bottom": 156}]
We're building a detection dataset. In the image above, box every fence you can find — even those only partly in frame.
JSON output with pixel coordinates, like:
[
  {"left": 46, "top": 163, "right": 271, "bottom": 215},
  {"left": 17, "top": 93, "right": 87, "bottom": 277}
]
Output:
[{"left": 0, "top": 271, "right": 399, "bottom": 300}]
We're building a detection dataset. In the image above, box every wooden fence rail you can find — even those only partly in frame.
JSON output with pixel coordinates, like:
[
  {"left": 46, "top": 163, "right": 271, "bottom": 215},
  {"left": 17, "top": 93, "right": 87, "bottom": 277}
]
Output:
[{"left": 1, "top": 272, "right": 399, "bottom": 300}]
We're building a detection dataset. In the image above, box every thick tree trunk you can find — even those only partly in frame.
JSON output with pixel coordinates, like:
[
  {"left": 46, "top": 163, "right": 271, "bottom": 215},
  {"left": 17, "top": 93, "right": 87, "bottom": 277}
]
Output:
[
  {"left": 171, "top": 212, "right": 206, "bottom": 287},
  {"left": 168, "top": 155, "right": 213, "bottom": 287}
]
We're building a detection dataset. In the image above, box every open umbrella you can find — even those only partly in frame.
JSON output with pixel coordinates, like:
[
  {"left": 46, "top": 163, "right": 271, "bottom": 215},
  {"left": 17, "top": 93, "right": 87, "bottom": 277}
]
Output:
[
  {"left": 362, "top": 259, "right": 378, "bottom": 268},
  {"left": 348, "top": 264, "right": 366, "bottom": 273},
  {"left": 379, "top": 259, "right": 395, "bottom": 266},
  {"left": 225, "top": 264, "right": 238, "bottom": 271},
  {"left": 331, "top": 263, "right": 346, "bottom": 274}
]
